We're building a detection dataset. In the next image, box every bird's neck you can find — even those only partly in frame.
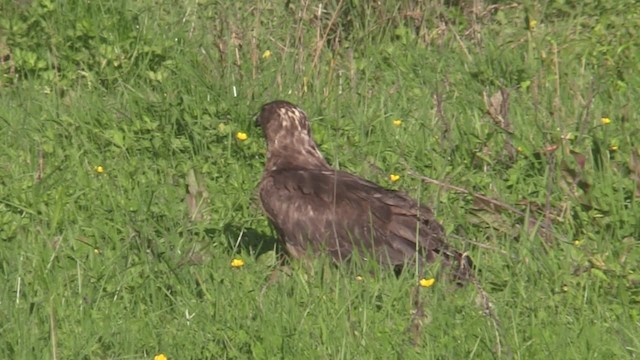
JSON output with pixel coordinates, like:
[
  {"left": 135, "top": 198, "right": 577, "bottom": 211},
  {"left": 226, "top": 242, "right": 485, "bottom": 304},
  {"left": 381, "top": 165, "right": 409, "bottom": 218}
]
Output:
[{"left": 265, "top": 140, "right": 330, "bottom": 171}]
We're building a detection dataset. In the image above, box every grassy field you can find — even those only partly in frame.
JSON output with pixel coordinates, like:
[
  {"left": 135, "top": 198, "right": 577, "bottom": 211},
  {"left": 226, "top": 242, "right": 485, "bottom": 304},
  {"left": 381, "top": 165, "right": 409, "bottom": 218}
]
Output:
[{"left": 1, "top": 0, "right": 639, "bottom": 358}]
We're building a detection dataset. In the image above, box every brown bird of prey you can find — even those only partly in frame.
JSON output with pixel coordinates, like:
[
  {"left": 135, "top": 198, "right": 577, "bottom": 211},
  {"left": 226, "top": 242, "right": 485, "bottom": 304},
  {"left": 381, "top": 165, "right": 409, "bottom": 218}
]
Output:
[{"left": 256, "top": 100, "right": 472, "bottom": 281}]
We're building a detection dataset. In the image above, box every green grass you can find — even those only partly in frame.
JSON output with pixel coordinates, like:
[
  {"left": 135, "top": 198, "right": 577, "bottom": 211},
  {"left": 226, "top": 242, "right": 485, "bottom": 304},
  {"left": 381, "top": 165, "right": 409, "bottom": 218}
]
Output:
[{"left": 1, "top": 0, "right": 639, "bottom": 358}]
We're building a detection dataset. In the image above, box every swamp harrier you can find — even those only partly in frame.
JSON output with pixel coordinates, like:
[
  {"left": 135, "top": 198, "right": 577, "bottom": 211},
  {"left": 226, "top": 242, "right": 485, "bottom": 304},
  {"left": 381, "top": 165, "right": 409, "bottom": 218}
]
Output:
[{"left": 256, "top": 100, "right": 472, "bottom": 281}]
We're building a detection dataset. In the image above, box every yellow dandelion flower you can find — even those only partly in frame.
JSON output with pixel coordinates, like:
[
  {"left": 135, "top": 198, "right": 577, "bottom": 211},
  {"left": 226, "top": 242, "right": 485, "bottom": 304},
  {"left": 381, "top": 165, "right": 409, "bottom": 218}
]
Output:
[
  {"left": 236, "top": 132, "right": 248, "bottom": 141},
  {"left": 609, "top": 144, "right": 618, "bottom": 151},
  {"left": 419, "top": 278, "right": 435, "bottom": 288},
  {"left": 573, "top": 240, "right": 581, "bottom": 247},
  {"left": 516, "top": 146, "right": 523, "bottom": 153},
  {"left": 93, "top": 248, "right": 101, "bottom": 254},
  {"left": 389, "top": 174, "right": 400, "bottom": 182},
  {"left": 262, "top": 50, "right": 272, "bottom": 59},
  {"left": 392, "top": 119, "right": 402, "bottom": 127},
  {"left": 528, "top": 19, "right": 538, "bottom": 30},
  {"left": 230, "top": 258, "right": 245, "bottom": 268},
  {"left": 600, "top": 117, "right": 611, "bottom": 125},
  {"left": 95, "top": 165, "right": 104, "bottom": 174},
  {"left": 154, "top": 354, "right": 168, "bottom": 360},
  {"left": 355, "top": 275, "right": 364, "bottom": 281}
]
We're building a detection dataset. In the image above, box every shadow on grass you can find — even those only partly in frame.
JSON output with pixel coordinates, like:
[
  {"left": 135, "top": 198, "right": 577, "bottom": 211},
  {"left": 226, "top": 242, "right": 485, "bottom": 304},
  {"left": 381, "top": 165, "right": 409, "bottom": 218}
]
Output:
[{"left": 220, "top": 223, "right": 281, "bottom": 258}]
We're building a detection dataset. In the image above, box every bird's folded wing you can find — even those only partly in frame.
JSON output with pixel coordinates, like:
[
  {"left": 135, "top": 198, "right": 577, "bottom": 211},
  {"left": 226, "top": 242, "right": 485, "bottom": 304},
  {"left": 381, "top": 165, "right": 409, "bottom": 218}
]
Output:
[{"left": 261, "top": 169, "right": 449, "bottom": 264}]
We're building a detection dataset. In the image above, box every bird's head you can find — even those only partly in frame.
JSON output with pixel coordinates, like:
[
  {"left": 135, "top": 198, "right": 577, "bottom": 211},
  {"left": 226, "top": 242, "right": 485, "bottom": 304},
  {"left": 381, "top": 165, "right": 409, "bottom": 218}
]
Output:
[
  {"left": 256, "top": 100, "right": 329, "bottom": 171},
  {"left": 256, "top": 100, "right": 311, "bottom": 136}
]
